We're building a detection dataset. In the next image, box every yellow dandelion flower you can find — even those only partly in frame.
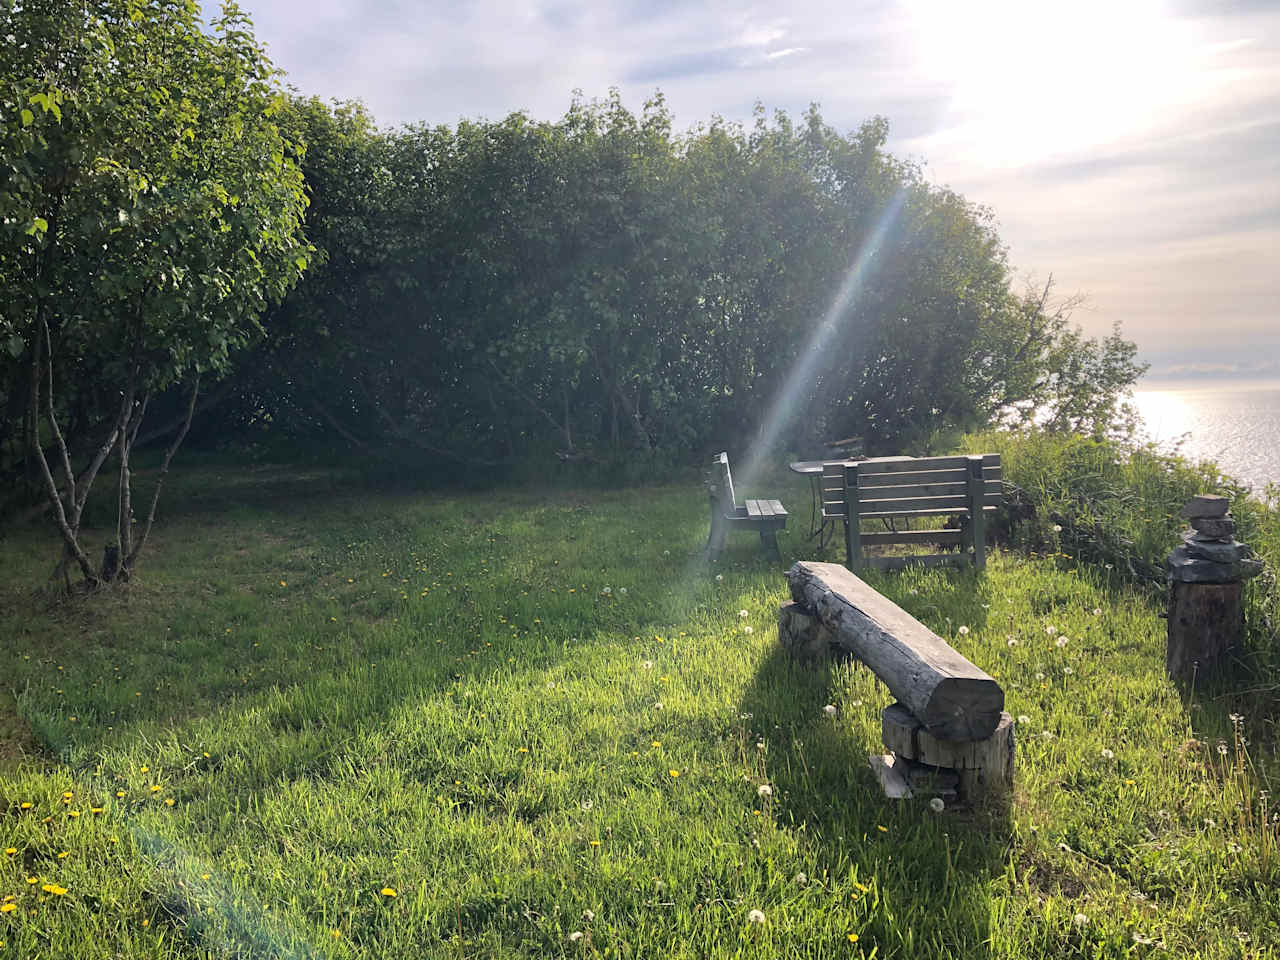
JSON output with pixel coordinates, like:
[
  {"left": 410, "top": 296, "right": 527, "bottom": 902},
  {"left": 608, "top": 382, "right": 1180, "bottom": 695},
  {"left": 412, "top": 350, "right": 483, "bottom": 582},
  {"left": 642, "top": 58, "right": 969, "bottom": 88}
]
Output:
[
  {"left": 332, "top": 929, "right": 341, "bottom": 938},
  {"left": 669, "top": 769, "right": 680, "bottom": 778},
  {"left": 19, "top": 802, "right": 31, "bottom": 809},
  {"left": 140, "top": 766, "right": 148, "bottom": 773},
  {"left": 62, "top": 792, "right": 73, "bottom": 800},
  {"left": 4, "top": 848, "right": 15, "bottom": 855},
  {"left": 67, "top": 810, "right": 79, "bottom": 818},
  {"left": 90, "top": 808, "right": 103, "bottom": 814},
  {"left": 380, "top": 887, "right": 397, "bottom": 897},
  {"left": 164, "top": 798, "right": 175, "bottom": 807},
  {"left": 116, "top": 791, "right": 125, "bottom": 798},
  {"left": 57, "top": 851, "right": 69, "bottom": 859},
  {"left": 142, "top": 919, "right": 150, "bottom": 927},
  {"left": 201, "top": 873, "right": 211, "bottom": 880},
  {"left": 589, "top": 840, "right": 601, "bottom": 847},
  {"left": 876, "top": 825, "right": 888, "bottom": 833},
  {"left": 150, "top": 785, "right": 162, "bottom": 793},
  {"left": 847, "top": 933, "right": 859, "bottom": 942},
  {"left": 280, "top": 580, "right": 287, "bottom": 587},
  {"left": 25, "top": 877, "right": 37, "bottom": 885},
  {"left": 0, "top": 904, "right": 15, "bottom": 914},
  {"left": 41, "top": 884, "right": 67, "bottom": 896}
]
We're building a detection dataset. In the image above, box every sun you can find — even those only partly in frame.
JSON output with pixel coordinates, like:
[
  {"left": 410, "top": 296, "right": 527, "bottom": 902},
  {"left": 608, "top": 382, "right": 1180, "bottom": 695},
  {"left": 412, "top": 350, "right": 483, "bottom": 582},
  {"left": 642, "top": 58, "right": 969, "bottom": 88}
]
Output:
[{"left": 906, "top": 0, "right": 1202, "bottom": 168}]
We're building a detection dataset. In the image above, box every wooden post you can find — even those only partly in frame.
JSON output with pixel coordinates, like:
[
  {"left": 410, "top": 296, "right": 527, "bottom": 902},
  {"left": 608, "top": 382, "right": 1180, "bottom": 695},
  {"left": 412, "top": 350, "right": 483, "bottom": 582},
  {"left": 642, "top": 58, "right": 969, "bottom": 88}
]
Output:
[
  {"left": 843, "top": 462, "right": 862, "bottom": 572},
  {"left": 1166, "top": 580, "right": 1243, "bottom": 682},
  {"left": 1165, "top": 495, "right": 1263, "bottom": 684},
  {"left": 966, "top": 455, "right": 986, "bottom": 571}
]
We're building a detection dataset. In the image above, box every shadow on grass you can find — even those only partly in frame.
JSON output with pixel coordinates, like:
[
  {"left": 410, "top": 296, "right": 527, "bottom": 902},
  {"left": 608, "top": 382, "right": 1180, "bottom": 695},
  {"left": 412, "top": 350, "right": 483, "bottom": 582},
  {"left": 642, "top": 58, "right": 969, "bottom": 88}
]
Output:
[{"left": 735, "top": 609, "right": 1009, "bottom": 956}]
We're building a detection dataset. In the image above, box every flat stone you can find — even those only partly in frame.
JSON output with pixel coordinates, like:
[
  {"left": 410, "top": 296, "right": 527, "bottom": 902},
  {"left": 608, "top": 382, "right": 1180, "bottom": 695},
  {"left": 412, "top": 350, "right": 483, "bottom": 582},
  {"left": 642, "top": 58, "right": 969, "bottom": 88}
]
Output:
[
  {"left": 868, "top": 754, "right": 913, "bottom": 799},
  {"left": 902, "top": 763, "right": 961, "bottom": 791},
  {"left": 1181, "top": 495, "right": 1229, "bottom": 519},
  {"left": 1189, "top": 515, "right": 1235, "bottom": 539},
  {"left": 1183, "top": 538, "right": 1247, "bottom": 564},
  {"left": 1167, "top": 546, "right": 1252, "bottom": 583}
]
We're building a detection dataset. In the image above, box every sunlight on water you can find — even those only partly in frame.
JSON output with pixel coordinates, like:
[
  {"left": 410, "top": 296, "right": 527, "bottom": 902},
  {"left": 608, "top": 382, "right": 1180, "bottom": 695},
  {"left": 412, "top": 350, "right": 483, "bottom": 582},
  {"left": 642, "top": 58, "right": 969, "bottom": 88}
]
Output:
[{"left": 1132, "top": 380, "right": 1280, "bottom": 493}]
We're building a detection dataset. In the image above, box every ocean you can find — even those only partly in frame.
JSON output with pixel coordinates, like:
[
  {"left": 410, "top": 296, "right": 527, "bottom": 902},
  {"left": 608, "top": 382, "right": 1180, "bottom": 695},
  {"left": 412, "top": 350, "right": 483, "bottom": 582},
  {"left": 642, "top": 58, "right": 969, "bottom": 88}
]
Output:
[{"left": 1131, "top": 380, "right": 1280, "bottom": 494}]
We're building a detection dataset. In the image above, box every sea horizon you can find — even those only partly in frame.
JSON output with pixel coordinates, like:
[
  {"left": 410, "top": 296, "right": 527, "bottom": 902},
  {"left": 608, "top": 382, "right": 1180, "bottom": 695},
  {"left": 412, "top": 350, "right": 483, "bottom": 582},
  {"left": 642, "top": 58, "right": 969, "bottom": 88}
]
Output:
[{"left": 1131, "top": 377, "right": 1280, "bottom": 494}]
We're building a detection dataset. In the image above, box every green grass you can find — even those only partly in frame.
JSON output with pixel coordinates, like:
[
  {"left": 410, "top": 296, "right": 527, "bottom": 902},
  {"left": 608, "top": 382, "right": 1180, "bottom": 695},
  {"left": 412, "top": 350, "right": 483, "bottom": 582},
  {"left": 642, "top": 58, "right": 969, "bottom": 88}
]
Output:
[{"left": 1, "top": 460, "right": 1277, "bottom": 958}]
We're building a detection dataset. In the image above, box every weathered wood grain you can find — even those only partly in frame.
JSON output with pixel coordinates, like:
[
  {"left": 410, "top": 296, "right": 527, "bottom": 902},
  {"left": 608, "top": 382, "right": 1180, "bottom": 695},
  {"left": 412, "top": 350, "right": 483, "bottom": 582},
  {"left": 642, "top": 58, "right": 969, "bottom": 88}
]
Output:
[{"left": 787, "top": 562, "right": 1004, "bottom": 740}]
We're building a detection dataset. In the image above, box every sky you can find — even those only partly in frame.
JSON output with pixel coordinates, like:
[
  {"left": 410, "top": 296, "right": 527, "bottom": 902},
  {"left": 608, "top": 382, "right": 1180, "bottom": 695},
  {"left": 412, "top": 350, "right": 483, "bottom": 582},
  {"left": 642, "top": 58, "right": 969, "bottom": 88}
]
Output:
[{"left": 224, "top": 0, "right": 1278, "bottom": 382}]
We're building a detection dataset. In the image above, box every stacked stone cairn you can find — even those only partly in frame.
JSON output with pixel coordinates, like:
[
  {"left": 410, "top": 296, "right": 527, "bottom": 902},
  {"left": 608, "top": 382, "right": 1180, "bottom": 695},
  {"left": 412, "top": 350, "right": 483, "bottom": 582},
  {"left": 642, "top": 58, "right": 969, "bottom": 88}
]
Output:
[
  {"left": 1167, "top": 494, "right": 1262, "bottom": 583},
  {"left": 1164, "top": 494, "right": 1263, "bottom": 682}
]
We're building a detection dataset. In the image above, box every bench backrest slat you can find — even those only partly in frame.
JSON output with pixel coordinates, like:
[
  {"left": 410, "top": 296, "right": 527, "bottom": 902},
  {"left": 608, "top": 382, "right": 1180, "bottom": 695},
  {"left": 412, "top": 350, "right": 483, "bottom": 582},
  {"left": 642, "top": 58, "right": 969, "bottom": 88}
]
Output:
[{"left": 710, "top": 451, "right": 737, "bottom": 509}]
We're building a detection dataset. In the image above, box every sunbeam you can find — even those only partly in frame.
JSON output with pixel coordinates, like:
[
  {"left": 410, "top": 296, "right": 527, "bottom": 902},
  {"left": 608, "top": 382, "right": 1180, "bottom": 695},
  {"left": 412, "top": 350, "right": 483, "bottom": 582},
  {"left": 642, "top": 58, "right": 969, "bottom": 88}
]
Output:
[{"left": 729, "top": 186, "right": 908, "bottom": 502}]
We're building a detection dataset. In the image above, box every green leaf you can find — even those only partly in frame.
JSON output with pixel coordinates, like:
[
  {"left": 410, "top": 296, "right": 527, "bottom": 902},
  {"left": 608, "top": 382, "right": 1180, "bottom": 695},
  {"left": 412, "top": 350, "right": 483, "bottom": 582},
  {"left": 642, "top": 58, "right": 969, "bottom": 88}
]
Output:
[
  {"left": 294, "top": 255, "right": 308, "bottom": 272},
  {"left": 25, "top": 217, "right": 49, "bottom": 235},
  {"left": 20, "top": 108, "right": 33, "bottom": 126}
]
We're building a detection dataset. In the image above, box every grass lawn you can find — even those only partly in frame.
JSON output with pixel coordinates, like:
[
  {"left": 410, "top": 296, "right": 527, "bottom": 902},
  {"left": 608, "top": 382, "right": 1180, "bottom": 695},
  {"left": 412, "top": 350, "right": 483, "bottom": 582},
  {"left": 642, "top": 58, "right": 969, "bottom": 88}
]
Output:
[{"left": 1, "top": 463, "right": 1276, "bottom": 958}]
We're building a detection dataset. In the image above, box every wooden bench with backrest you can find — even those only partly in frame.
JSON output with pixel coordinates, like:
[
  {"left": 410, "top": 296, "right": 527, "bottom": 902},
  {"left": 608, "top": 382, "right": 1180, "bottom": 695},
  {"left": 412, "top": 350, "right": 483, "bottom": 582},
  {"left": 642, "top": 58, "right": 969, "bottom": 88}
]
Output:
[
  {"left": 706, "top": 452, "right": 787, "bottom": 560},
  {"left": 822, "top": 454, "right": 1002, "bottom": 572}
]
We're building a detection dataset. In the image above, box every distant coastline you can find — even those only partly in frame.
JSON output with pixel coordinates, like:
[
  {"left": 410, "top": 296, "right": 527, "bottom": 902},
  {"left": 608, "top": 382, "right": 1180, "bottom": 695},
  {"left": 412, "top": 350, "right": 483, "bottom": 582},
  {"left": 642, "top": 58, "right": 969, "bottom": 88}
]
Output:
[{"left": 1132, "top": 378, "right": 1280, "bottom": 493}]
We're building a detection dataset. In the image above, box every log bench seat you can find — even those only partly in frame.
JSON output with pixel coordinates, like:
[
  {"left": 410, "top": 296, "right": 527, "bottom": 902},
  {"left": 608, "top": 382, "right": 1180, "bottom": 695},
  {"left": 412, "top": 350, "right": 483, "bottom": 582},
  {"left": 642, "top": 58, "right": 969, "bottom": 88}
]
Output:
[{"left": 780, "top": 560, "right": 1014, "bottom": 801}]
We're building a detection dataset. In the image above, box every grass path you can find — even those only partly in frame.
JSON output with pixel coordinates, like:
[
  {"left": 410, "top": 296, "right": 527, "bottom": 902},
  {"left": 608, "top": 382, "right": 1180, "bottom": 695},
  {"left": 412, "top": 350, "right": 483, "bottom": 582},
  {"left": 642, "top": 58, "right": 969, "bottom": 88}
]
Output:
[{"left": 1, "top": 465, "right": 1276, "bottom": 958}]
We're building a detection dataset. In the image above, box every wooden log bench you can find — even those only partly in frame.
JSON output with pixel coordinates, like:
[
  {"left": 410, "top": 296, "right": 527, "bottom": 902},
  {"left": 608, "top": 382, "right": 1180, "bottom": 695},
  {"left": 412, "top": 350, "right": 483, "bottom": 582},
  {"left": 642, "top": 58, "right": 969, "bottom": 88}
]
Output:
[
  {"left": 706, "top": 452, "right": 787, "bottom": 561},
  {"left": 781, "top": 560, "right": 1014, "bottom": 803}
]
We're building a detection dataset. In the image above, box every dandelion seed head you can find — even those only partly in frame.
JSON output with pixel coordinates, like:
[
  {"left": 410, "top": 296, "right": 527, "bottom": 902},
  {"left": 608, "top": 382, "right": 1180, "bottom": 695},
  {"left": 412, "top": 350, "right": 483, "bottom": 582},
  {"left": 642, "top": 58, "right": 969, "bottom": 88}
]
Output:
[
  {"left": 738, "top": 609, "right": 749, "bottom": 618},
  {"left": 957, "top": 625, "right": 969, "bottom": 635},
  {"left": 568, "top": 931, "right": 584, "bottom": 942},
  {"left": 757, "top": 784, "right": 773, "bottom": 798},
  {"left": 823, "top": 704, "right": 837, "bottom": 717},
  {"left": 1074, "top": 913, "right": 1089, "bottom": 926},
  {"left": 747, "top": 909, "right": 766, "bottom": 924},
  {"left": 1017, "top": 714, "right": 1031, "bottom": 724},
  {"left": 1101, "top": 748, "right": 1114, "bottom": 760},
  {"left": 930, "top": 797, "right": 945, "bottom": 813}
]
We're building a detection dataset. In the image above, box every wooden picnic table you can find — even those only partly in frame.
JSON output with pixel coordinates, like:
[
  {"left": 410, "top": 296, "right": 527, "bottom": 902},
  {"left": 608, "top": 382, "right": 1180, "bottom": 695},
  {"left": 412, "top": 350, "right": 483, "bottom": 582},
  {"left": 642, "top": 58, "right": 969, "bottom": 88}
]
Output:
[{"left": 788, "top": 457, "right": 916, "bottom": 546}]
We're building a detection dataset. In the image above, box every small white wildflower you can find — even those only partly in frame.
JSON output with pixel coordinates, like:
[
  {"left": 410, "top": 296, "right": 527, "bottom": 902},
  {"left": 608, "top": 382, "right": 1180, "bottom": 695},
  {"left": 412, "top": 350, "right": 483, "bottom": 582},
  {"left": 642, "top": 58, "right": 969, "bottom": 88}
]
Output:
[
  {"left": 601, "top": 586, "right": 612, "bottom": 595},
  {"left": 1062, "top": 666, "right": 1074, "bottom": 675},
  {"left": 1229, "top": 713, "right": 1243, "bottom": 723},
  {"left": 957, "top": 625, "right": 970, "bottom": 635},
  {"left": 1092, "top": 607, "right": 1101, "bottom": 616},
  {"left": 582, "top": 909, "right": 595, "bottom": 922},
  {"left": 653, "top": 701, "right": 664, "bottom": 711},
  {"left": 757, "top": 784, "right": 773, "bottom": 798},
  {"left": 739, "top": 609, "right": 749, "bottom": 618},
  {"left": 715, "top": 574, "right": 724, "bottom": 582},
  {"left": 1055, "top": 636, "right": 1069, "bottom": 648},
  {"left": 1035, "top": 672, "right": 1045, "bottom": 681},
  {"left": 568, "top": 930, "right": 584, "bottom": 942},
  {"left": 1017, "top": 714, "right": 1031, "bottom": 724},
  {"left": 1052, "top": 524, "right": 1063, "bottom": 533},
  {"left": 850, "top": 699, "right": 863, "bottom": 707},
  {"left": 823, "top": 704, "right": 837, "bottom": 718},
  {"left": 1074, "top": 913, "right": 1089, "bottom": 927},
  {"left": 1045, "top": 625, "right": 1057, "bottom": 636},
  {"left": 929, "top": 797, "right": 945, "bottom": 813},
  {"left": 1101, "top": 748, "right": 1114, "bottom": 760},
  {"left": 743, "top": 624, "right": 754, "bottom": 634},
  {"left": 1007, "top": 638, "right": 1018, "bottom": 647},
  {"left": 1217, "top": 741, "right": 1228, "bottom": 756},
  {"left": 747, "top": 909, "right": 766, "bottom": 924},
  {"left": 1105, "top": 563, "right": 1113, "bottom": 570},
  {"left": 793, "top": 872, "right": 808, "bottom": 886},
  {"left": 618, "top": 587, "right": 627, "bottom": 595},
  {"left": 580, "top": 799, "right": 593, "bottom": 811},
  {"left": 643, "top": 660, "right": 654, "bottom": 670}
]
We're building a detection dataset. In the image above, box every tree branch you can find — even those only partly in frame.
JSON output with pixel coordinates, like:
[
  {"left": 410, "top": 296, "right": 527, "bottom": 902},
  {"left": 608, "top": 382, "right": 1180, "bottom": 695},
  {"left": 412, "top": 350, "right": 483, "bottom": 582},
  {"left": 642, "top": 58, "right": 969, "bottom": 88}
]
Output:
[{"left": 126, "top": 374, "right": 197, "bottom": 571}]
